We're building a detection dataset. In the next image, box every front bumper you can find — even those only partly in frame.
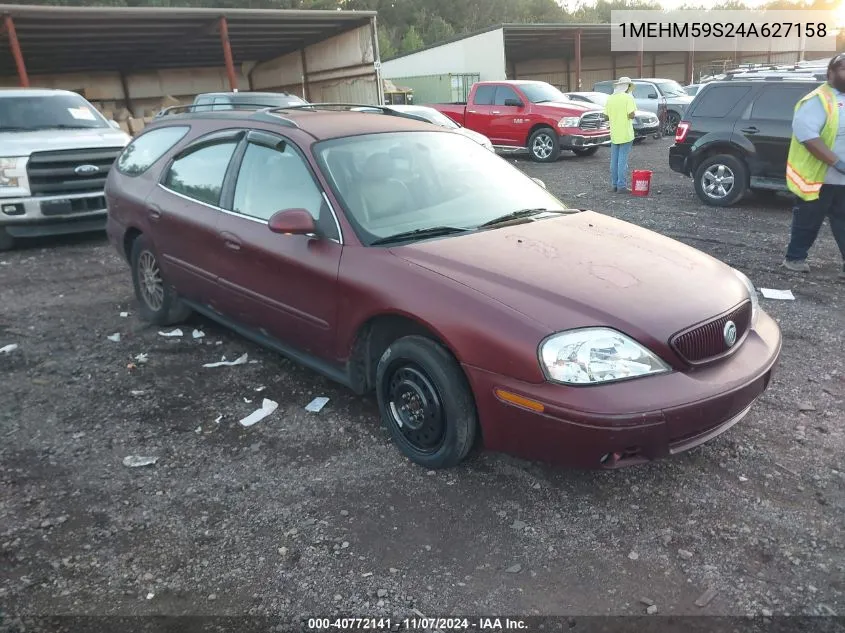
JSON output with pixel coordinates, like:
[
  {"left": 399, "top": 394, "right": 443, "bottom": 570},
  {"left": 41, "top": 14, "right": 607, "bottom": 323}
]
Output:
[
  {"left": 634, "top": 122, "right": 660, "bottom": 137},
  {"left": 463, "top": 310, "right": 782, "bottom": 470},
  {"left": 559, "top": 133, "right": 611, "bottom": 149},
  {"left": 0, "top": 191, "right": 108, "bottom": 238}
]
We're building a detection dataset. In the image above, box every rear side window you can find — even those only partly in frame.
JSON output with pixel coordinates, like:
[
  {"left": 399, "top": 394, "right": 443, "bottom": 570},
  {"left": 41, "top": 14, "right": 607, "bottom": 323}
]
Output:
[
  {"left": 689, "top": 86, "right": 751, "bottom": 118},
  {"left": 163, "top": 141, "right": 238, "bottom": 207},
  {"left": 750, "top": 85, "right": 821, "bottom": 121},
  {"left": 473, "top": 85, "right": 495, "bottom": 105},
  {"left": 594, "top": 82, "right": 612, "bottom": 94},
  {"left": 116, "top": 126, "right": 189, "bottom": 176}
]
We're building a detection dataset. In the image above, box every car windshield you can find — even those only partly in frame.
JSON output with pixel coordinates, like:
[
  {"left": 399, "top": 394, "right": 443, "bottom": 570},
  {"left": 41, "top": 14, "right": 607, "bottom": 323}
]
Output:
[
  {"left": 520, "top": 83, "right": 568, "bottom": 103},
  {"left": 314, "top": 131, "right": 569, "bottom": 246},
  {"left": 582, "top": 93, "right": 609, "bottom": 106},
  {"left": 395, "top": 107, "right": 459, "bottom": 129},
  {"left": 655, "top": 80, "right": 687, "bottom": 97},
  {"left": 0, "top": 94, "right": 107, "bottom": 131}
]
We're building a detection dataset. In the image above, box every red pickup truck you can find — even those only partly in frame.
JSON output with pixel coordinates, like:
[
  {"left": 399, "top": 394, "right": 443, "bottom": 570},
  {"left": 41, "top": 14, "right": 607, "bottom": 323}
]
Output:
[{"left": 431, "top": 80, "right": 610, "bottom": 163}]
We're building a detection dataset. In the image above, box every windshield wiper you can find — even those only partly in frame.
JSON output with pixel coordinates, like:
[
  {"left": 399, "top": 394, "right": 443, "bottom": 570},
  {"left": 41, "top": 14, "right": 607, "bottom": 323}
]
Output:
[
  {"left": 478, "top": 208, "right": 566, "bottom": 228},
  {"left": 370, "top": 226, "right": 470, "bottom": 246}
]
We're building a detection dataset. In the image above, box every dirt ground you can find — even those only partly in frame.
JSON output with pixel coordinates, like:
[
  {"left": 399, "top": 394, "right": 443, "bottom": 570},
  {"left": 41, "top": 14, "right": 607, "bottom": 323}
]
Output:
[{"left": 1, "top": 138, "right": 844, "bottom": 624}]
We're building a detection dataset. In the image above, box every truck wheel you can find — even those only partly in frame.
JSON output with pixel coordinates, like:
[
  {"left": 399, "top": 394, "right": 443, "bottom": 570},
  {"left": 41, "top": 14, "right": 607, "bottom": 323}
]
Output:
[
  {"left": 694, "top": 154, "right": 748, "bottom": 207},
  {"left": 663, "top": 111, "right": 681, "bottom": 135},
  {"left": 572, "top": 146, "right": 599, "bottom": 156},
  {"left": 528, "top": 128, "right": 560, "bottom": 162},
  {"left": 376, "top": 335, "right": 477, "bottom": 469},
  {"left": 130, "top": 233, "right": 193, "bottom": 325},
  {"left": 0, "top": 228, "right": 14, "bottom": 252}
]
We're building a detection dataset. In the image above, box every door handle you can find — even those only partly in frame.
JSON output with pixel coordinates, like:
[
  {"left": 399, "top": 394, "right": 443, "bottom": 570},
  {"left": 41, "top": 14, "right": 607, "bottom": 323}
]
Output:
[
  {"left": 147, "top": 205, "right": 162, "bottom": 220},
  {"left": 467, "top": 110, "right": 477, "bottom": 113},
  {"left": 741, "top": 126, "right": 759, "bottom": 134},
  {"left": 220, "top": 231, "right": 241, "bottom": 251},
  {"left": 492, "top": 110, "right": 501, "bottom": 114}
]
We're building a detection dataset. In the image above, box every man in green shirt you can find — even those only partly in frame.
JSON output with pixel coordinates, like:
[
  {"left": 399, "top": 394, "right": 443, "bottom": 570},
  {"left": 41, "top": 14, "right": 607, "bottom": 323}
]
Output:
[{"left": 603, "top": 76, "right": 637, "bottom": 193}]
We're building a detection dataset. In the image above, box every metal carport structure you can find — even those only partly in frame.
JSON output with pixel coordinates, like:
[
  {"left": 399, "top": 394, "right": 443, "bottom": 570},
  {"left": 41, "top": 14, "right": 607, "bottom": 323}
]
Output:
[{"left": 0, "top": 4, "right": 382, "bottom": 105}]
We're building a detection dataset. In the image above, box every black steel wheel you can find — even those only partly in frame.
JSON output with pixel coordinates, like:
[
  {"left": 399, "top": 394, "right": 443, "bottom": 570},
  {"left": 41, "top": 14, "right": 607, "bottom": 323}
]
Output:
[{"left": 376, "top": 335, "right": 477, "bottom": 469}]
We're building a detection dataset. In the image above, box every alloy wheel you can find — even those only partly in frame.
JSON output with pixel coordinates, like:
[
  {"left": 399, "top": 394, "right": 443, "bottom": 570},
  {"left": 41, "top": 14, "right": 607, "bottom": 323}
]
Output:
[
  {"left": 138, "top": 250, "right": 164, "bottom": 311},
  {"left": 702, "top": 163, "right": 736, "bottom": 200}
]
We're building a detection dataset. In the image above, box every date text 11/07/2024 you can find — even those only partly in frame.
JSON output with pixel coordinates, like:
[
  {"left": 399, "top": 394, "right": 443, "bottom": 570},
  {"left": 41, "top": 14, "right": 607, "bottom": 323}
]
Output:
[{"left": 306, "top": 617, "right": 528, "bottom": 631}]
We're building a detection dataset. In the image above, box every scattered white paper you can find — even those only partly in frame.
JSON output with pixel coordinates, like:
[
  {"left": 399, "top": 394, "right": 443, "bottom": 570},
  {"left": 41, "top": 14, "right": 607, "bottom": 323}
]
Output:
[
  {"left": 195, "top": 426, "right": 202, "bottom": 434},
  {"left": 239, "top": 398, "right": 279, "bottom": 427},
  {"left": 135, "top": 353, "right": 148, "bottom": 364},
  {"left": 759, "top": 288, "right": 795, "bottom": 300},
  {"left": 130, "top": 390, "right": 145, "bottom": 396},
  {"left": 244, "top": 398, "right": 253, "bottom": 404},
  {"left": 203, "top": 353, "right": 248, "bottom": 368},
  {"left": 0, "top": 344, "right": 19, "bottom": 354},
  {"left": 305, "top": 397, "right": 330, "bottom": 413},
  {"left": 255, "top": 386, "right": 266, "bottom": 392},
  {"left": 107, "top": 333, "right": 121, "bottom": 342},
  {"left": 123, "top": 455, "right": 158, "bottom": 468},
  {"left": 215, "top": 341, "right": 223, "bottom": 346},
  {"left": 214, "top": 415, "right": 222, "bottom": 424},
  {"left": 248, "top": 360, "right": 259, "bottom": 364},
  {"left": 158, "top": 328, "right": 183, "bottom": 337},
  {"left": 68, "top": 106, "right": 96, "bottom": 121},
  {"left": 146, "top": 593, "right": 155, "bottom": 600},
  {"left": 120, "top": 312, "right": 129, "bottom": 318},
  {"left": 192, "top": 329, "right": 205, "bottom": 339}
]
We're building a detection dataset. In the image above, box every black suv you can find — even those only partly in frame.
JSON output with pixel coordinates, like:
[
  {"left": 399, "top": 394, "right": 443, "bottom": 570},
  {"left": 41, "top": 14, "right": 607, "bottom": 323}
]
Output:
[{"left": 669, "top": 75, "right": 824, "bottom": 206}]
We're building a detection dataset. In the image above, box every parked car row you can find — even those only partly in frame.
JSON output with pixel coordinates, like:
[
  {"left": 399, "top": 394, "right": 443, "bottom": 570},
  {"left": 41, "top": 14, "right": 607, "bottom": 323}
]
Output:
[{"left": 564, "top": 91, "right": 661, "bottom": 142}]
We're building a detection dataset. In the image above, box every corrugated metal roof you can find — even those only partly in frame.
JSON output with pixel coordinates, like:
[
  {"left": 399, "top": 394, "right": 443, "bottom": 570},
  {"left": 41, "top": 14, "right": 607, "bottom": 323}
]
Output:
[{"left": 0, "top": 4, "right": 376, "bottom": 77}]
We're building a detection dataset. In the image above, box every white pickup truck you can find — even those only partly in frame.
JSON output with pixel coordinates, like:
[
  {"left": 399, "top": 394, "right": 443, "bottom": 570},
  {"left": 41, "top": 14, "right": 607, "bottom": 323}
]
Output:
[{"left": 0, "top": 88, "right": 131, "bottom": 251}]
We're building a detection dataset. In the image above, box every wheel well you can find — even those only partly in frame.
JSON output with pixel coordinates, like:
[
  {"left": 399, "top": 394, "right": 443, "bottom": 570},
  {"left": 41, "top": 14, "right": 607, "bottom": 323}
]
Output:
[
  {"left": 691, "top": 145, "right": 747, "bottom": 177},
  {"left": 123, "top": 227, "right": 142, "bottom": 263},
  {"left": 526, "top": 123, "right": 556, "bottom": 147},
  {"left": 348, "top": 314, "right": 452, "bottom": 395}
]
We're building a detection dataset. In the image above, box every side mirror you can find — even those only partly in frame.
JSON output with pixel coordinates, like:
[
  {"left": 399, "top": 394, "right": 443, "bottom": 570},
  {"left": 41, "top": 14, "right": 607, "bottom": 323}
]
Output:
[
  {"left": 504, "top": 98, "right": 524, "bottom": 107},
  {"left": 109, "top": 119, "right": 121, "bottom": 129},
  {"left": 531, "top": 177, "right": 547, "bottom": 189},
  {"left": 268, "top": 208, "right": 317, "bottom": 236}
]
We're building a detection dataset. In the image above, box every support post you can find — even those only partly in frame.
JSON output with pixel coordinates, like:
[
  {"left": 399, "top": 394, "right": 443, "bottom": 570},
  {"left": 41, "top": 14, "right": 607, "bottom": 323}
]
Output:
[
  {"left": 574, "top": 28, "right": 582, "bottom": 90},
  {"left": 651, "top": 52, "right": 656, "bottom": 76},
  {"left": 119, "top": 71, "right": 134, "bottom": 115},
  {"left": 637, "top": 37, "right": 644, "bottom": 78},
  {"left": 4, "top": 15, "right": 29, "bottom": 88},
  {"left": 300, "top": 48, "right": 310, "bottom": 101},
  {"left": 218, "top": 16, "right": 238, "bottom": 91},
  {"left": 686, "top": 41, "right": 695, "bottom": 85},
  {"left": 565, "top": 56, "right": 571, "bottom": 90}
]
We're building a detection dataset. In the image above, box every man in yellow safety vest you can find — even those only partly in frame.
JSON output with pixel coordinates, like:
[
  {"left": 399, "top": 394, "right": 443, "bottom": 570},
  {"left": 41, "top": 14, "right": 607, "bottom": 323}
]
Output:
[{"left": 783, "top": 53, "right": 845, "bottom": 279}]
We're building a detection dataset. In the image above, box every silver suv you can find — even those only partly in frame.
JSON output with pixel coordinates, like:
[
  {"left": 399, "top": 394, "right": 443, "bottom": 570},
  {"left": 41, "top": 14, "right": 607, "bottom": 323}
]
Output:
[
  {"left": 0, "top": 88, "right": 131, "bottom": 251},
  {"left": 593, "top": 78, "right": 694, "bottom": 134}
]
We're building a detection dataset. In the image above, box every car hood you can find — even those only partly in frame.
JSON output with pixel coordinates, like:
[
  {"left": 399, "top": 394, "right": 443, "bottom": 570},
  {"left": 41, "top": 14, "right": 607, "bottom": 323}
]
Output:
[
  {"left": 666, "top": 95, "right": 694, "bottom": 105},
  {"left": 454, "top": 126, "right": 491, "bottom": 146},
  {"left": 535, "top": 100, "right": 598, "bottom": 114},
  {"left": 391, "top": 211, "right": 748, "bottom": 345},
  {"left": 0, "top": 128, "right": 131, "bottom": 156}
]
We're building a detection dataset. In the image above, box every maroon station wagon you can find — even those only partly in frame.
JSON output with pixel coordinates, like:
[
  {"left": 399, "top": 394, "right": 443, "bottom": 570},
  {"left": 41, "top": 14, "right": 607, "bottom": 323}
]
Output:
[{"left": 105, "top": 103, "right": 782, "bottom": 470}]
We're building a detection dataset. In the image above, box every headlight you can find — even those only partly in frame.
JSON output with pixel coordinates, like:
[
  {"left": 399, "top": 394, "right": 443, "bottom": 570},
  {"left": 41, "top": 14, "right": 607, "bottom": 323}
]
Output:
[
  {"left": 731, "top": 267, "right": 759, "bottom": 327},
  {"left": 539, "top": 327, "right": 671, "bottom": 385},
  {"left": 0, "top": 157, "right": 29, "bottom": 196},
  {"left": 558, "top": 117, "right": 581, "bottom": 128}
]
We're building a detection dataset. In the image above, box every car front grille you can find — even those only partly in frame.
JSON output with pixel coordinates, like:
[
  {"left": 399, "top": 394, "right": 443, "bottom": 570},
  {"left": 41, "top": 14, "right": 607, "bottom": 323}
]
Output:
[
  {"left": 579, "top": 112, "right": 609, "bottom": 130},
  {"left": 670, "top": 300, "right": 753, "bottom": 365},
  {"left": 27, "top": 147, "right": 123, "bottom": 197}
]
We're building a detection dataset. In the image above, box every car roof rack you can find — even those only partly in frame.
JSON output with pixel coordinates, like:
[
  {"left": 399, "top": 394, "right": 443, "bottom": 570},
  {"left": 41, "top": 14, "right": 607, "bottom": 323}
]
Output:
[
  {"left": 155, "top": 102, "right": 301, "bottom": 118},
  {"left": 721, "top": 72, "right": 824, "bottom": 81},
  {"left": 266, "top": 102, "right": 433, "bottom": 123}
]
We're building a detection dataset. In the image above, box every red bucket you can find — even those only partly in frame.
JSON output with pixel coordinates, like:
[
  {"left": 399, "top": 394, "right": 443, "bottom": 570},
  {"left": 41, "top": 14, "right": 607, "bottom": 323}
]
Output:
[{"left": 631, "top": 169, "right": 652, "bottom": 196}]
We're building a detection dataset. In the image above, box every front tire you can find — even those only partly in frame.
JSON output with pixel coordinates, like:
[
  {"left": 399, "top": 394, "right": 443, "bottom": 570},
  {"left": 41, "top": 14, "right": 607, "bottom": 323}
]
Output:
[
  {"left": 528, "top": 128, "right": 560, "bottom": 163},
  {"left": 375, "top": 335, "right": 477, "bottom": 469},
  {"left": 694, "top": 154, "right": 748, "bottom": 207},
  {"left": 130, "top": 233, "right": 192, "bottom": 326},
  {"left": 663, "top": 111, "right": 681, "bottom": 135},
  {"left": 572, "top": 146, "right": 599, "bottom": 157}
]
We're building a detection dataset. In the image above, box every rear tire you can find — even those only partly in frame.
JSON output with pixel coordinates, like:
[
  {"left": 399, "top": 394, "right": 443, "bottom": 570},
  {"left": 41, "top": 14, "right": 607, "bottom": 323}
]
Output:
[
  {"left": 572, "top": 146, "right": 599, "bottom": 157},
  {"left": 664, "top": 111, "right": 681, "bottom": 135},
  {"left": 694, "top": 154, "right": 748, "bottom": 207},
  {"left": 0, "top": 228, "right": 13, "bottom": 252},
  {"left": 130, "top": 233, "right": 192, "bottom": 326},
  {"left": 375, "top": 335, "right": 477, "bottom": 469},
  {"left": 528, "top": 128, "right": 560, "bottom": 163}
]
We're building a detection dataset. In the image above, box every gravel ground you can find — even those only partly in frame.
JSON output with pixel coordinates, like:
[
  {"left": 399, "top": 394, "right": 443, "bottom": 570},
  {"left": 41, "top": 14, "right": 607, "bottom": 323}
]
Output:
[{"left": 1, "top": 138, "right": 844, "bottom": 624}]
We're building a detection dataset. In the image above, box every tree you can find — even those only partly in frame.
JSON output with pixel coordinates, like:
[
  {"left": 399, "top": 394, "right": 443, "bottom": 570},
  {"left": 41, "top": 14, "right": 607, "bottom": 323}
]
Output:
[
  {"left": 399, "top": 25, "right": 425, "bottom": 54},
  {"left": 378, "top": 26, "right": 397, "bottom": 59}
]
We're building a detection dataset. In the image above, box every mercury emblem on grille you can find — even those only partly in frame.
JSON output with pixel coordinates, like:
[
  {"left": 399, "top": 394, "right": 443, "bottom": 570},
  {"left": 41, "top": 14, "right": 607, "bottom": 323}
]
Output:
[
  {"left": 723, "top": 320, "right": 738, "bottom": 348},
  {"left": 74, "top": 164, "right": 99, "bottom": 176}
]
